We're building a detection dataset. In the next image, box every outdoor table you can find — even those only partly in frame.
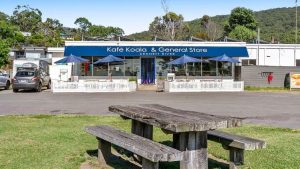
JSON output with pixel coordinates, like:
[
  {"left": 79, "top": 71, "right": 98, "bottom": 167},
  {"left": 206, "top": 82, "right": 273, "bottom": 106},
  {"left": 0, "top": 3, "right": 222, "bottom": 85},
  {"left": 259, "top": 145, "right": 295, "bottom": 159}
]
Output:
[{"left": 109, "top": 104, "right": 242, "bottom": 169}]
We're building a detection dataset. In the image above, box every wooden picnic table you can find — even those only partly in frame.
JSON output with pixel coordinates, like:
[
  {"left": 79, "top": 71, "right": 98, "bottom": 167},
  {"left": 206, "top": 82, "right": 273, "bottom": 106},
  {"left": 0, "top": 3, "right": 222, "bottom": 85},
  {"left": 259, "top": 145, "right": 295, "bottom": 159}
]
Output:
[{"left": 109, "top": 104, "right": 242, "bottom": 169}]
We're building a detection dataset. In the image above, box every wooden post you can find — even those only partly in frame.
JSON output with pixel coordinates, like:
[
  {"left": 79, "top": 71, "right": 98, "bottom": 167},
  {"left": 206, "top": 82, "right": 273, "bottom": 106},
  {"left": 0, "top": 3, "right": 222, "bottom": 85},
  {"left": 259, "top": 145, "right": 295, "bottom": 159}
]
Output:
[
  {"left": 131, "top": 119, "right": 153, "bottom": 162},
  {"left": 97, "top": 138, "right": 112, "bottom": 165},
  {"left": 173, "top": 133, "right": 180, "bottom": 149},
  {"left": 229, "top": 147, "right": 244, "bottom": 166},
  {"left": 178, "top": 131, "right": 208, "bottom": 169},
  {"left": 131, "top": 119, "right": 153, "bottom": 140},
  {"left": 142, "top": 158, "right": 159, "bottom": 169}
]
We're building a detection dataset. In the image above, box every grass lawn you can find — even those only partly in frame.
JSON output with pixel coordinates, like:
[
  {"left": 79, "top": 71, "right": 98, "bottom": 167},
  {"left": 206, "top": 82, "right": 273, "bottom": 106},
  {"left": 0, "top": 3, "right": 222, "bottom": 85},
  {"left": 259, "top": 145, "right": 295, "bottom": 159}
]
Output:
[
  {"left": 0, "top": 115, "right": 299, "bottom": 169},
  {"left": 244, "top": 86, "right": 300, "bottom": 92}
]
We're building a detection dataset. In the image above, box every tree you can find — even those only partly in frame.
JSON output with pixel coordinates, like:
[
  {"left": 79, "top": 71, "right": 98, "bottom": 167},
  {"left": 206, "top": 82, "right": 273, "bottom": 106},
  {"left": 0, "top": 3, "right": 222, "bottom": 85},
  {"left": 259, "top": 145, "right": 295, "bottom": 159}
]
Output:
[
  {"left": 11, "top": 5, "right": 42, "bottom": 33},
  {"left": 0, "top": 11, "right": 8, "bottom": 21},
  {"left": 0, "top": 40, "right": 10, "bottom": 68},
  {"left": 225, "top": 7, "right": 257, "bottom": 35},
  {"left": 36, "top": 18, "right": 63, "bottom": 46},
  {"left": 149, "top": 12, "right": 188, "bottom": 40},
  {"left": 148, "top": 0, "right": 189, "bottom": 40},
  {"left": 199, "top": 15, "right": 222, "bottom": 41},
  {"left": 39, "top": 18, "right": 63, "bottom": 36},
  {"left": 228, "top": 25, "right": 256, "bottom": 42},
  {"left": 0, "top": 21, "right": 25, "bottom": 47},
  {"left": 206, "top": 21, "right": 222, "bottom": 41},
  {"left": 74, "top": 17, "right": 92, "bottom": 40}
]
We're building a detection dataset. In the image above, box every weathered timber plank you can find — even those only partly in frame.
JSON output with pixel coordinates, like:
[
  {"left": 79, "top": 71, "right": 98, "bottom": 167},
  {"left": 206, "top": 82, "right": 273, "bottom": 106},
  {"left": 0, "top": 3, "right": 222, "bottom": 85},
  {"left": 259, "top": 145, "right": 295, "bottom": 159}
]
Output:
[
  {"left": 179, "top": 131, "right": 208, "bottom": 169},
  {"left": 109, "top": 105, "right": 242, "bottom": 132},
  {"left": 86, "top": 126, "right": 182, "bottom": 162},
  {"left": 207, "top": 130, "right": 266, "bottom": 150},
  {"left": 141, "top": 104, "right": 242, "bottom": 128}
]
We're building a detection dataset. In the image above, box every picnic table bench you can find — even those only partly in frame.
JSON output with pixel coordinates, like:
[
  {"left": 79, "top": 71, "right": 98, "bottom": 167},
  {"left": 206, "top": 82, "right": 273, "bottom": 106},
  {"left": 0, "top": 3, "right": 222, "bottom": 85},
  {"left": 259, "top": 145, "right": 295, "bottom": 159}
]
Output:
[
  {"left": 207, "top": 130, "right": 266, "bottom": 167},
  {"left": 109, "top": 104, "right": 243, "bottom": 169},
  {"left": 86, "top": 104, "right": 266, "bottom": 169},
  {"left": 86, "top": 125, "right": 182, "bottom": 169}
]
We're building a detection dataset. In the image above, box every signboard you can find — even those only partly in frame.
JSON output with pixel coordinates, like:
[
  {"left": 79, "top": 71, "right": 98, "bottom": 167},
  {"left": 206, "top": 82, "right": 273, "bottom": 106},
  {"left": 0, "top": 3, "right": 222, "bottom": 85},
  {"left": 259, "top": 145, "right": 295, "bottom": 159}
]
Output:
[
  {"left": 65, "top": 46, "right": 249, "bottom": 57},
  {"left": 290, "top": 72, "right": 300, "bottom": 89}
]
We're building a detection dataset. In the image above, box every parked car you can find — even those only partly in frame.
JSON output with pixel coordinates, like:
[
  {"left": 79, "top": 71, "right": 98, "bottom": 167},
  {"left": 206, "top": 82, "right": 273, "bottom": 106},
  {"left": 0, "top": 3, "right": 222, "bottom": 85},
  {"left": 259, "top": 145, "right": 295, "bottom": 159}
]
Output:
[
  {"left": 0, "top": 70, "right": 11, "bottom": 90},
  {"left": 12, "top": 69, "right": 51, "bottom": 92}
]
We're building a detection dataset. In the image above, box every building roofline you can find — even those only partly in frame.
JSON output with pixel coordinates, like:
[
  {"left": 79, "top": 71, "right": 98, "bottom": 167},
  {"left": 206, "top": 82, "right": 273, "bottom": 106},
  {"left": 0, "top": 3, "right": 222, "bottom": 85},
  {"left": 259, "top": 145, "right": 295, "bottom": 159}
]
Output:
[{"left": 65, "top": 41, "right": 247, "bottom": 47}]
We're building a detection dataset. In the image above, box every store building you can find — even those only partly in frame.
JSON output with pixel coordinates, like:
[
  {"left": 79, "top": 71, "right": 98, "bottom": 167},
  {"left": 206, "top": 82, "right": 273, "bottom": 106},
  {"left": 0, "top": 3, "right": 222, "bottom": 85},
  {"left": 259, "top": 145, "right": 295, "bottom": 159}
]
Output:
[{"left": 61, "top": 41, "right": 248, "bottom": 85}]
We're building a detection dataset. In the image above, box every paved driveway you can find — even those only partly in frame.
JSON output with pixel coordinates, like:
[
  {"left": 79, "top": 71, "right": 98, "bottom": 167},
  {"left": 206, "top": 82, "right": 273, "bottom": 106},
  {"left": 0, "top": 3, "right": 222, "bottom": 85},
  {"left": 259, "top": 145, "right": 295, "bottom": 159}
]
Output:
[{"left": 0, "top": 89, "right": 299, "bottom": 129}]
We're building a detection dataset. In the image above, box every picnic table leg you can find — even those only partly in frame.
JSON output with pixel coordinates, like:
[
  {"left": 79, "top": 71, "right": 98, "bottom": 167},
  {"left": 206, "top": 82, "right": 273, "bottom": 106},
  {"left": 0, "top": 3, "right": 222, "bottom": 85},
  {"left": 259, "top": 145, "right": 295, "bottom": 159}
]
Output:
[
  {"left": 97, "top": 138, "right": 112, "bottom": 165},
  {"left": 176, "top": 131, "right": 208, "bottom": 169},
  {"left": 229, "top": 147, "right": 244, "bottom": 166},
  {"left": 142, "top": 158, "right": 159, "bottom": 169},
  {"left": 131, "top": 119, "right": 154, "bottom": 162},
  {"left": 131, "top": 119, "right": 153, "bottom": 140}
]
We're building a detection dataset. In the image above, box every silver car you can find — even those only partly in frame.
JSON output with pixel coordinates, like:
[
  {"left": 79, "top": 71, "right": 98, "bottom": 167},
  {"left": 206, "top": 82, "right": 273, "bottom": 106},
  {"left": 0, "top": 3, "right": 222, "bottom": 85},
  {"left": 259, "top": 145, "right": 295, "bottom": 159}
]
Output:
[
  {"left": 0, "top": 70, "right": 11, "bottom": 90},
  {"left": 12, "top": 69, "right": 51, "bottom": 92}
]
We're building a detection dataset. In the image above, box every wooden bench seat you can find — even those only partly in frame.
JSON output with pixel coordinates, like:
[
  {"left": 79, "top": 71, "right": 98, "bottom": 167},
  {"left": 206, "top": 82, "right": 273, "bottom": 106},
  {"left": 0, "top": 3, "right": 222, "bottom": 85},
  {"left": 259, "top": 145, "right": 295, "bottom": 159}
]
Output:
[
  {"left": 207, "top": 130, "right": 266, "bottom": 167},
  {"left": 86, "top": 125, "right": 183, "bottom": 169}
]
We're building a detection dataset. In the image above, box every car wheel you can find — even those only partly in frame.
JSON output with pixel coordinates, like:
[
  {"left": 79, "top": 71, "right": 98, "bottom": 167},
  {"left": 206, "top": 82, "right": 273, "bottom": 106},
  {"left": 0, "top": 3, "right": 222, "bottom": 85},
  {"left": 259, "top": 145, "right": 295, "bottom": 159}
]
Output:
[
  {"left": 47, "top": 81, "right": 51, "bottom": 89},
  {"left": 36, "top": 83, "right": 42, "bottom": 92},
  {"left": 13, "top": 89, "right": 18, "bottom": 93},
  {"left": 5, "top": 81, "right": 10, "bottom": 90}
]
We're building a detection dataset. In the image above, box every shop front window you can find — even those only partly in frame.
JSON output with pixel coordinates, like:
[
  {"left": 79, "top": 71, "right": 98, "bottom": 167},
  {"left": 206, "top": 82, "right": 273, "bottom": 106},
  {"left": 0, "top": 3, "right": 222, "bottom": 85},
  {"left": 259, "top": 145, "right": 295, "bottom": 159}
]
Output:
[
  {"left": 156, "top": 57, "right": 171, "bottom": 77},
  {"left": 218, "top": 62, "right": 232, "bottom": 76},
  {"left": 124, "top": 57, "right": 140, "bottom": 76}
]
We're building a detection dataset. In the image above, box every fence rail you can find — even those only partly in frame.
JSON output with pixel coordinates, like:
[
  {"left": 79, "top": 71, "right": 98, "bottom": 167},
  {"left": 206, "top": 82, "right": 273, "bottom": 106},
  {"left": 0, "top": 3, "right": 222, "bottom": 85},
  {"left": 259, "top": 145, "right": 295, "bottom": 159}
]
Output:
[
  {"left": 165, "top": 80, "right": 244, "bottom": 92},
  {"left": 52, "top": 80, "right": 137, "bottom": 93}
]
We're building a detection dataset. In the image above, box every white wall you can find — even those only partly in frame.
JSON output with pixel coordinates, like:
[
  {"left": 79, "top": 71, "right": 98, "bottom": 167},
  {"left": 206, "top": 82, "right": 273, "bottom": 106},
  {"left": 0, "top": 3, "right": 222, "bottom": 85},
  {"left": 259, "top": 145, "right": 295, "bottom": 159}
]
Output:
[
  {"left": 245, "top": 44, "right": 300, "bottom": 66},
  {"left": 50, "top": 57, "right": 72, "bottom": 81}
]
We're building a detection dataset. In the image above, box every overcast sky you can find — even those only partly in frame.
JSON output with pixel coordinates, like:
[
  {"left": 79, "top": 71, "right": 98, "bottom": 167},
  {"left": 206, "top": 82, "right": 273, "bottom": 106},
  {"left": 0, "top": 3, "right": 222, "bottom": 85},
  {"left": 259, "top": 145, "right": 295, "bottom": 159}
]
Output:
[{"left": 0, "top": 0, "right": 297, "bottom": 35}]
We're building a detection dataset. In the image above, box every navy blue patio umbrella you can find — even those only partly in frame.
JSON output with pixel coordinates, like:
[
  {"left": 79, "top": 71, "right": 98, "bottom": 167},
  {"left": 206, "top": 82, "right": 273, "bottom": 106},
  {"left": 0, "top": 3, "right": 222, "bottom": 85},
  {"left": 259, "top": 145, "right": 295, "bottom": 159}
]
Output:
[
  {"left": 55, "top": 54, "right": 89, "bottom": 64},
  {"left": 55, "top": 54, "right": 89, "bottom": 76},
  {"left": 208, "top": 54, "right": 239, "bottom": 76},
  {"left": 93, "top": 55, "right": 124, "bottom": 64},
  {"left": 93, "top": 55, "right": 124, "bottom": 79},
  {"left": 208, "top": 54, "right": 240, "bottom": 63},
  {"left": 167, "top": 54, "right": 202, "bottom": 65},
  {"left": 167, "top": 54, "right": 206, "bottom": 77}
]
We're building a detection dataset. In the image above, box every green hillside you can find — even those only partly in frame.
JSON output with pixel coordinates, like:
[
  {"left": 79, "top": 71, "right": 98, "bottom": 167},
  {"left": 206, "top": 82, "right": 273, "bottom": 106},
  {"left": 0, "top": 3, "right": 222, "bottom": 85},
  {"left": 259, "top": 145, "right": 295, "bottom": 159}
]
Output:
[{"left": 128, "top": 7, "right": 300, "bottom": 43}]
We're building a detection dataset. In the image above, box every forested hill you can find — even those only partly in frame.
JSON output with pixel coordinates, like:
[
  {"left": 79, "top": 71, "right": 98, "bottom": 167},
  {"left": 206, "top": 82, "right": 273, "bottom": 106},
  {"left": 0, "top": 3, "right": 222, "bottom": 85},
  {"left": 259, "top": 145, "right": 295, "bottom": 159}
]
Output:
[{"left": 128, "top": 7, "right": 299, "bottom": 43}]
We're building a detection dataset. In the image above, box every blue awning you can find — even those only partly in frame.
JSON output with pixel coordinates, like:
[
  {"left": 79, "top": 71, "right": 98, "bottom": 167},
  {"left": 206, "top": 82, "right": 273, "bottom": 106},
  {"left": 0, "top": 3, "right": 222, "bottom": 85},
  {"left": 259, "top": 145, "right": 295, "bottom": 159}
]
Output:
[{"left": 64, "top": 45, "right": 249, "bottom": 57}]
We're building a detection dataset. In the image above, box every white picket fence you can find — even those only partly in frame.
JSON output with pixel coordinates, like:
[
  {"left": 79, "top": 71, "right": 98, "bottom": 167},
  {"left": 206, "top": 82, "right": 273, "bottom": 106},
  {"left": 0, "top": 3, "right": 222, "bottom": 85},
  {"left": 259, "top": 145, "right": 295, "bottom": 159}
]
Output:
[
  {"left": 52, "top": 80, "right": 137, "bottom": 93},
  {"left": 165, "top": 80, "right": 244, "bottom": 92}
]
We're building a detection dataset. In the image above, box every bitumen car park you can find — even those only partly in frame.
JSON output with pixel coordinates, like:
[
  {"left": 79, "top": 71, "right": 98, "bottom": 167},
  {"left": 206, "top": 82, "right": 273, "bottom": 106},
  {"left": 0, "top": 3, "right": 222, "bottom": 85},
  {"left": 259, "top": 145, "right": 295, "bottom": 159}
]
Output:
[{"left": 12, "top": 69, "right": 51, "bottom": 92}]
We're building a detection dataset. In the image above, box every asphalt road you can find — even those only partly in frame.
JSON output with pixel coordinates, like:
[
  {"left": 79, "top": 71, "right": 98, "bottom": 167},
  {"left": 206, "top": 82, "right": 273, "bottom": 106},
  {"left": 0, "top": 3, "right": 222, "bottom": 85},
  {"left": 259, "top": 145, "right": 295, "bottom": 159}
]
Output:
[{"left": 0, "top": 89, "right": 300, "bottom": 129}]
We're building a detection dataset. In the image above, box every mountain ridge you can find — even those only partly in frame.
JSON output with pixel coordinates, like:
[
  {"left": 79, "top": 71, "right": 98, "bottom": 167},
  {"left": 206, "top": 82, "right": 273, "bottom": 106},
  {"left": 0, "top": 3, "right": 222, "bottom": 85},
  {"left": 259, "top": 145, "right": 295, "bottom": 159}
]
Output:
[{"left": 127, "top": 7, "right": 299, "bottom": 43}]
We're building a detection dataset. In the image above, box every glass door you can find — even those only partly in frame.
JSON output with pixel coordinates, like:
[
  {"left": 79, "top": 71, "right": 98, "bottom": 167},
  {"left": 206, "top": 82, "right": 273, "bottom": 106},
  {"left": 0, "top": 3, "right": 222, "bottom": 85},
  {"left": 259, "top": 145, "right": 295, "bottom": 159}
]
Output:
[{"left": 141, "top": 58, "right": 155, "bottom": 84}]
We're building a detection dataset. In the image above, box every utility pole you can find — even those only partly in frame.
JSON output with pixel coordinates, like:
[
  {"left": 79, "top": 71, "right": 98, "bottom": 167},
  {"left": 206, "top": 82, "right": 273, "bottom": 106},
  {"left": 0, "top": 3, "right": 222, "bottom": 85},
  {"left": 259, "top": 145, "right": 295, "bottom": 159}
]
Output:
[
  {"left": 257, "top": 28, "right": 260, "bottom": 65},
  {"left": 296, "top": 0, "right": 298, "bottom": 66},
  {"left": 296, "top": 0, "right": 298, "bottom": 44}
]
